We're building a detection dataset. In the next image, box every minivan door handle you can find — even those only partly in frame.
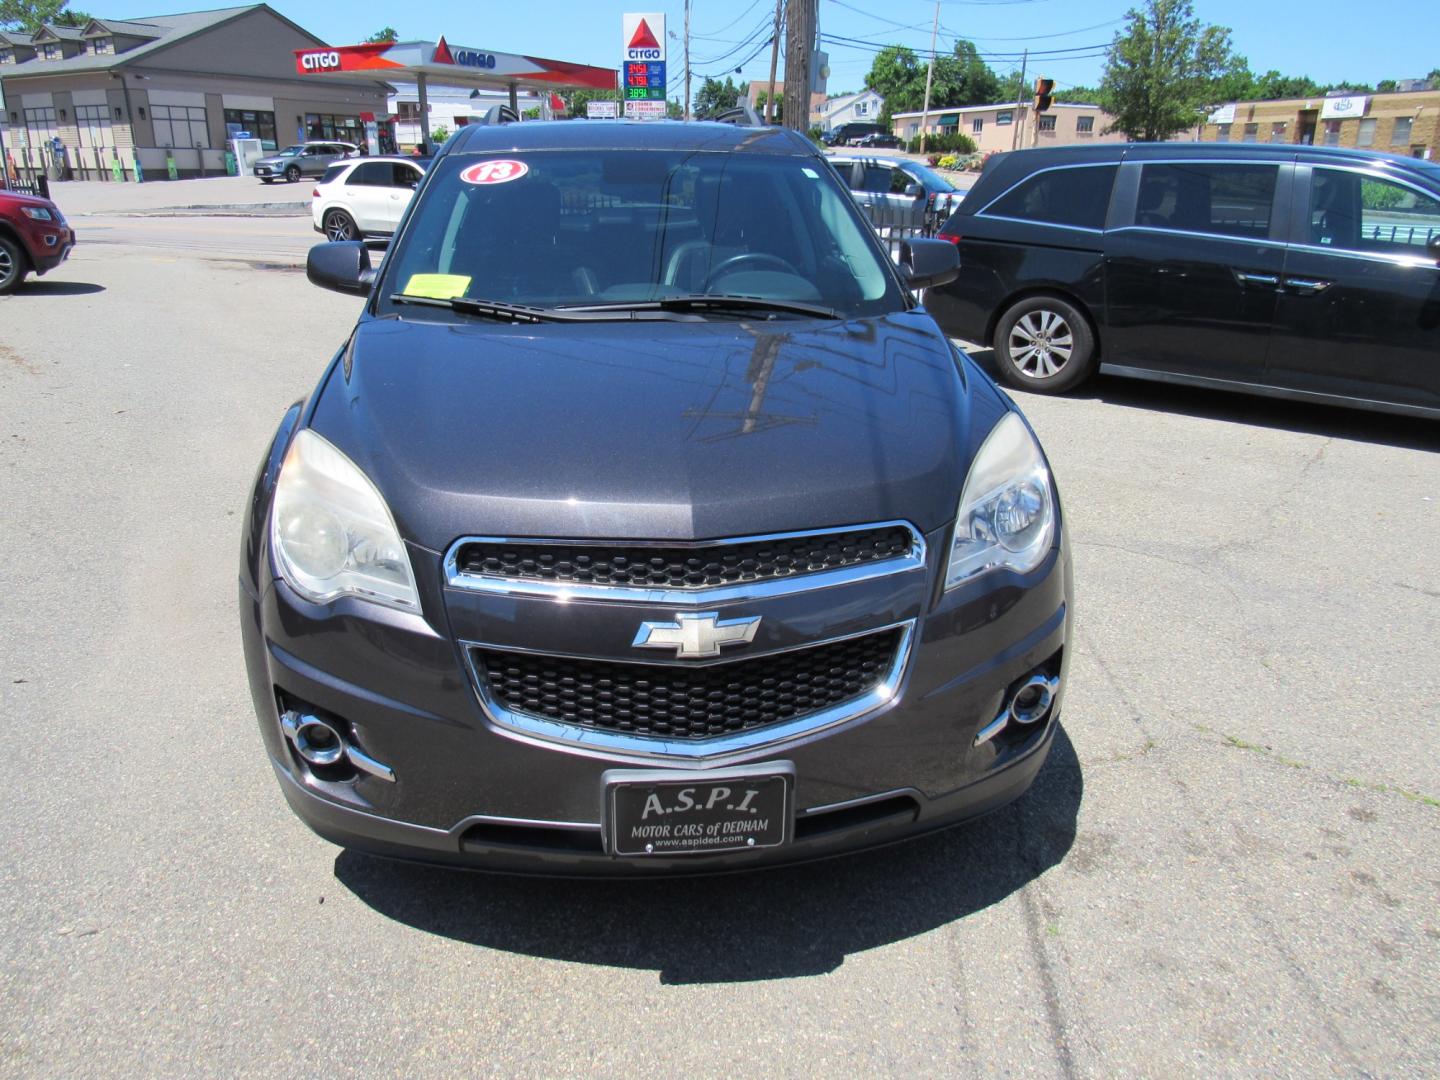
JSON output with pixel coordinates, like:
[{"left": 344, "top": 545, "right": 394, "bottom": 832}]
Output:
[
  {"left": 1232, "top": 270, "right": 1280, "bottom": 290},
  {"left": 1283, "top": 277, "right": 1331, "bottom": 295}
]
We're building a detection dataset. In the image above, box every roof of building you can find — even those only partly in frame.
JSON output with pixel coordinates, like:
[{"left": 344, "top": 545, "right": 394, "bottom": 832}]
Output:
[
  {"left": 83, "top": 18, "right": 165, "bottom": 39},
  {"left": 0, "top": 5, "right": 318, "bottom": 77},
  {"left": 890, "top": 101, "right": 1104, "bottom": 119}
]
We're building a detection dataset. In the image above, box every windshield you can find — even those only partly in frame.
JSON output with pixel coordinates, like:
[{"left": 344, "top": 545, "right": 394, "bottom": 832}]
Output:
[
  {"left": 380, "top": 149, "right": 905, "bottom": 319},
  {"left": 904, "top": 162, "right": 958, "bottom": 193},
  {"left": 277, "top": 146, "right": 303, "bottom": 157}
]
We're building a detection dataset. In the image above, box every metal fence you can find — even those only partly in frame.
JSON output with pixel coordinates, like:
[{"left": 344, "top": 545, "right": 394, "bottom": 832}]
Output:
[
  {"left": 857, "top": 201, "right": 952, "bottom": 260},
  {"left": 5, "top": 169, "right": 49, "bottom": 199}
]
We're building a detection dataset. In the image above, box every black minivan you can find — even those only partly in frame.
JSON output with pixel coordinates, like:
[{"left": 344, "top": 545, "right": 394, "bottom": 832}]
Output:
[{"left": 927, "top": 143, "right": 1440, "bottom": 418}]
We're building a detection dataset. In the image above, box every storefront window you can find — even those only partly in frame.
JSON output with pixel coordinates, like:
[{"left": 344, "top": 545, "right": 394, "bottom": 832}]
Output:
[
  {"left": 1322, "top": 120, "right": 1341, "bottom": 147},
  {"left": 996, "top": 111, "right": 1013, "bottom": 126},
  {"left": 304, "top": 113, "right": 363, "bottom": 143},
  {"left": 23, "top": 106, "right": 57, "bottom": 148},
  {"left": 1270, "top": 122, "right": 1287, "bottom": 144},
  {"left": 152, "top": 104, "right": 209, "bottom": 149},
  {"left": 1391, "top": 117, "right": 1413, "bottom": 146},
  {"left": 223, "top": 108, "right": 277, "bottom": 151},
  {"left": 1243, "top": 123, "right": 1259, "bottom": 143},
  {"left": 1215, "top": 124, "right": 1231, "bottom": 143},
  {"left": 1356, "top": 118, "right": 1377, "bottom": 147},
  {"left": 1076, "top": 116, "right": 1095, "bottom": 134},
  {"left": 75, "top": 104, "right": 114, "bottom": 148}
]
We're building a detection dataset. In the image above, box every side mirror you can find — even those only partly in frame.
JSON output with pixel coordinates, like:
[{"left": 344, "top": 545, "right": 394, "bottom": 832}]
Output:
[
  {"left": 899, "top": 237, "right": 960, "bottom": 290},
  {"left": 903, "top": 182, "right": 922, "bottom": 198},
  {"left": 307, "top": 241, "right": 375, "bottom": 295}
]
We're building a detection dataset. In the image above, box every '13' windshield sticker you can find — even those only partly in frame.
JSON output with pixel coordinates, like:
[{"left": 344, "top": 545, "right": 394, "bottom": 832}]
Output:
[{"left": 459, "top": 159, "right": 529, "bottom": 185}]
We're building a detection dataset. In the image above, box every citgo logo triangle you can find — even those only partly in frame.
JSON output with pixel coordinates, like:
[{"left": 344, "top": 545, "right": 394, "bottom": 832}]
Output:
[
  {"left": 627, "top": 19, "right": 659, "bottom": 51},
  {"left": 432, "top": 36, "right": 454, "bottom": 64}
]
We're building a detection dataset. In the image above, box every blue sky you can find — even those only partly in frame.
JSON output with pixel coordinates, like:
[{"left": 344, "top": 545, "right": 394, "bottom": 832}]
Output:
[{"left": 94, "top": 0, "right": 1438, "bottom": 97}]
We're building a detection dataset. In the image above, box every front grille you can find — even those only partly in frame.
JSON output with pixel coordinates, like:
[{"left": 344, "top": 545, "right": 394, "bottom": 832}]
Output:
[
  {"left": 453, "top": 525, "right": 915, "bottom": 592},
  {"left": 473, "top": 627, "right": 902, "bottom": 741}
]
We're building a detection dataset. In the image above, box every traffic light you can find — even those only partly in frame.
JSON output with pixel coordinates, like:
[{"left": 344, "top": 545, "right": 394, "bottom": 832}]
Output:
[{"left": 1033, "top": 77, "right": 1054, "bottom": 113}]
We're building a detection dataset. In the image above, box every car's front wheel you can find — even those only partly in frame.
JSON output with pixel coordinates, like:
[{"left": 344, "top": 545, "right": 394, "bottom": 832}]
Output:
[
  {"left": 284, "top": 165, "right": 301, "bottom": 183},
  {"left": 993, "top": 294, "right": 1096, "bottom": 394},
  {"left": 0, "top": 235, "right": 29, "bottom": 295},
  {"left": 323, "top": 209, "right": 358, "bottom": 242}
]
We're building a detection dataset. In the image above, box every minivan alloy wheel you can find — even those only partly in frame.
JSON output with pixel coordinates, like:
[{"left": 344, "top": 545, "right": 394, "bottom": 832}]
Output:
[{"left": 1009, "top": 310, "right": 1074, "bottom": 378}]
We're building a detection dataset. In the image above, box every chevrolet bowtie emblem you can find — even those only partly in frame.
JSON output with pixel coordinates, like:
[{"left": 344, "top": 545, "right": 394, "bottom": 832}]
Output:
[{"left": 632, "top": 612, "right": 761, "bottom": 659}]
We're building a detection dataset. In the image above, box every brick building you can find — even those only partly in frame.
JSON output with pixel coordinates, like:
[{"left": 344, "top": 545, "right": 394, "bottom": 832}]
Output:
[
  {"left": 890, "top": 101, "right": 1124, "bottom": 153},
  {"left": 1198, "top": 88, "right": 1436, "bottom": 159}
]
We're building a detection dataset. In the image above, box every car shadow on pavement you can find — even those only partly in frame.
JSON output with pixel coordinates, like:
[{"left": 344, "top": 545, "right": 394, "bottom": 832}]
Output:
[
  {"left": 17, "top": 280, "right": 106, "bottom": 297},
  {"left": 333, "top": 725, "right": 1081, "bottom": 984},
  {"left": 962, "top": 346, "right": 1440, "bottom": 453}
]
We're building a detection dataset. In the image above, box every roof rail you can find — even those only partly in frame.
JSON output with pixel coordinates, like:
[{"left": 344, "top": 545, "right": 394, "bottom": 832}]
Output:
[
  {"left": 479, "top": 104, "right": 519, "bottom": 125},
  {"left": 712, "top": 103, "right": 765, "bottom": 127}
]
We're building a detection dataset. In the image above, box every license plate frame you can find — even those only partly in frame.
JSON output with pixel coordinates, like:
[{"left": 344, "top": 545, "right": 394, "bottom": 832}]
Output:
[{"left": 602, "top": 762, "right": 794, "bottom": 857}]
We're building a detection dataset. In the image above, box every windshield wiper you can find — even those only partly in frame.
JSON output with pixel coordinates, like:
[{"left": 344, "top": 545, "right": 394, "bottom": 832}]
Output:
[
  {"left": 389, "top": 294, "right": 696, "bottom": 323},
  {"left": 557, "top": 294, "right": 844, "bottom": 320}
]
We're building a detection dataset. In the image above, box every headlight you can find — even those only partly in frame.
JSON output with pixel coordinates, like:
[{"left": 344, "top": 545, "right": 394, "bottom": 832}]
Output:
[
  {"left": 945, "top": 412, "right": 1055, "bottom": 589},
  {"left": 271, "top": 429, "right": 420, "bottom": 611},
  {"left": 21, "top": 207, "right": 54, "bottom": 221}
]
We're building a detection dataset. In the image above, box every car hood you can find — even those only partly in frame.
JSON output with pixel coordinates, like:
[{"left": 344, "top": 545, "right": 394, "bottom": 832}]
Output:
[
  {"left": 307, "top": 311, "right": 1007, "bottom": 551},
  {"left": 1, "top": 191, "right": 59, "bottom": 215}
]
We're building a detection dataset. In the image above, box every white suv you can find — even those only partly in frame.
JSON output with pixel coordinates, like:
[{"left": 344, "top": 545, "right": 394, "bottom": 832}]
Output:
[{"left": 311, "top": 157, "right": 428, "bottom": 241}]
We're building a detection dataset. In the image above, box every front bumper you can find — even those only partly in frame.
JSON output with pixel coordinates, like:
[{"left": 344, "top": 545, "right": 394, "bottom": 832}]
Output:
[
  {"left": 28, "top": 225, "right": 74, "bottom": 274},
  {"left": 240, "top": 517, "right": 1072, "bottom": 875}
]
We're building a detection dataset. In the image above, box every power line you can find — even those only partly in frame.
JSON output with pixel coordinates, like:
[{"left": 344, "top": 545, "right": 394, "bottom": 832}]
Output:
[{"left": 694, "top": 0, "right": 765, "bottom": 38}]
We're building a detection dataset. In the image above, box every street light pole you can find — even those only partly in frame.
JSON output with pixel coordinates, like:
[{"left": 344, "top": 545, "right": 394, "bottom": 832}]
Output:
[
  {"left": 764, "top": 0, "right": 782, "bottom": 123},
  {"left": 684, "top": 0, "right": 692, "bottom": 121},
  {"left": 919, "top": 0, "right": 939, "bottom": 152},
  {"left": 1010, "top": 49, "right": 1028, "bottom": 150}
]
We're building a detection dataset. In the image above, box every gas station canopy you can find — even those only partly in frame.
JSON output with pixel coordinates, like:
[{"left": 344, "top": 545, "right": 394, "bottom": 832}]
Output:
[
  {"left": 294, "top": 38, "right": 616, "bottom": 93},
  {"left": 294, "top": 39, "right": 618, "bottom": 149}
]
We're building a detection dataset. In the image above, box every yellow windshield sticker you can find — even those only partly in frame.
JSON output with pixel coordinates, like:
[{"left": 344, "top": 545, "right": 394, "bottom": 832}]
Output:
[{"left": 402, "top": 273, "right": 471, "bottom": 300}]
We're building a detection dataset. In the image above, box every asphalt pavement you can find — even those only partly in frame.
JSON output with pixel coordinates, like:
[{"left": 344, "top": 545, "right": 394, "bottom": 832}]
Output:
[{"left": 1, "top": 216, "right": 1437, "bottom": 1078}]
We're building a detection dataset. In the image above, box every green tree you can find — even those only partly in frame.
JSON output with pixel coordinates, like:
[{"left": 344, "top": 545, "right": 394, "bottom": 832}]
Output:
[
  {"left": 864, "top": 45, "right": 925, "bottom": 120},
  {"left": 364, "top": 27, "right": 398, "bottom": 44},
  {"left": 1099, "top": 0, "right": 1236, "bottom": 140},
  {"left": 754, "top": 89, "right": 783, "bottom": 121},
  {"left": 1375, "top": 79, "right": 1398, "bottom": 93},
  {"left": 694, "top": 76, "right": 743, "bottom": 118},
  {"left": 929, "top": 40, "right": 1001, "bottom": 109},
  {"left": 1250, "top": 70, "right": 1321, "bottom": 99},
  {"left": 865, "top": 40, "right": 1001, "bottom": 121},
  {"left": 0, "top": 0, "right": 89, "bottom": 32}
]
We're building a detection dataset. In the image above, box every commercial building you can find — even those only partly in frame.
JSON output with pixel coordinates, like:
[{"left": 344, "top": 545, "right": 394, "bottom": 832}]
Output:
[
  {"left": 890, "top": 101, "right": 1123, "bottom": 153},
  {"left": 0, "top": 4, "right": 389, "bottom": 179},
  {"left": 1199, "top": 88, "right": 1437, "bottom": 159}
]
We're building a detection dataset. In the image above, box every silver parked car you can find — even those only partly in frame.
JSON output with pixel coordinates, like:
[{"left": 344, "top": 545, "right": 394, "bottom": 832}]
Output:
[
  {"left": 830, "top": 154, "right": 967, "bottom": 231},
  {"left": 253, "top": 141, "right": 359, "bottom": 184}
]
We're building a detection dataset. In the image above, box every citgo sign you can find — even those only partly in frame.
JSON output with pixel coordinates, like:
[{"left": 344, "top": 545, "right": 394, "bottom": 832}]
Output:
[{"left": 299, "top": 50, "right": 342, "bottom": 71}]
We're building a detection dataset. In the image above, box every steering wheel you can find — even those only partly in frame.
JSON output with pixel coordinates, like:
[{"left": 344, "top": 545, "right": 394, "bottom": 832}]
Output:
[{"left": 702, "top": 253, "right": 798, "bottom": 291}]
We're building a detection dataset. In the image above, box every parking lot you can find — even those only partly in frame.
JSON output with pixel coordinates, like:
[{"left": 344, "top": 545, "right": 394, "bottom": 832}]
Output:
[{"left": 1, "top": 210, "right": 1437, "bottom": 1076}]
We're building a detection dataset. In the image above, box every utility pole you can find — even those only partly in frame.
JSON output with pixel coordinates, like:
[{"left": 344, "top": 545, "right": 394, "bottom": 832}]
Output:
[
  {"left": 684, "top": 0, "right": 692, "bottom": 121},
  {"left": 782, "top": 0, "right": 816, "bottom": 132},
  {"left": 764, "top": 0, "right": 783, "bottom": 123},
  {"left": 1010, "top": 49, "right": 1028, "bottom": 150},
  {"left": 919, "top": 0, "right": 939, "bottom": 152}
]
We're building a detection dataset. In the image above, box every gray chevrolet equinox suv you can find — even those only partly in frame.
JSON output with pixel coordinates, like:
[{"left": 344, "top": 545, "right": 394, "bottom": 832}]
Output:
[{"left": 238, "top": 116, "right": 1073, "bottom": 874}]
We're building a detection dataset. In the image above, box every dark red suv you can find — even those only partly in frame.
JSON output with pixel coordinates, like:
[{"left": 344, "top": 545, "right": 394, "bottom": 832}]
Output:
[{"left": 0, "top": 188, "right": 76, "bottom": 294}]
